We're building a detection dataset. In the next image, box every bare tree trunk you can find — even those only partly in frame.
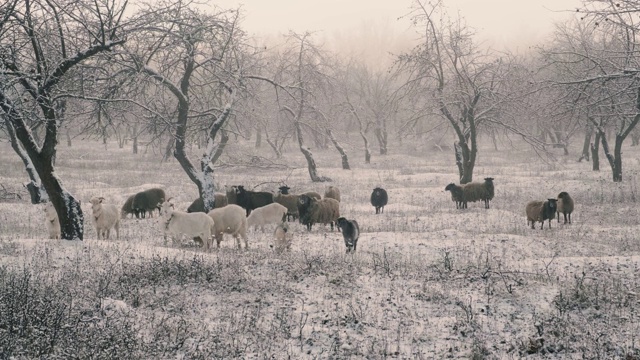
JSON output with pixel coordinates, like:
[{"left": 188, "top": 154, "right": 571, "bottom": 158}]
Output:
[
  {"left": 295, "top": 121, "right": 331, "bottom": 182},
  {"left": 591, "top": 131, "right": 601, "bottom": 171},
  {"left": 211, "top": 129, "right": 230, "bottom": 164},
  {"left": 6, "top": 121, "right": 48, "bottom": 204},
  {"left": 600, "top": 132, "right": 617, "bottom": 181},
  {"left": 362, "top": 132, "right": 371, "bottom": 164},
  {"left": 326, "top": 129, "right": 350, "bottom": 170},
  {"left": 66, "top": 129, "right": 72, "bottom": 147},
  {"left": 375, "top": 127, "right": 388, "bottom": 155},
  {"left": 578, "top": 122, "right": 592, "bottom": 162}
]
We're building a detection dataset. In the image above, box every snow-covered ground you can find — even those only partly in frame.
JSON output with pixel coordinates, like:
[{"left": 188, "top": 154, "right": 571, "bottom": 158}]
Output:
[{"left": 0, "top": 140, "right": 639, "bottom": 358}]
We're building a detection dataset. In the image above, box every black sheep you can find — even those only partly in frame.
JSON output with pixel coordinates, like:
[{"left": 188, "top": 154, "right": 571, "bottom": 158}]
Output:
[
  {"left": 370, "top": 187, "right": 388, "bottom": 214},
  {"left": 336, "top": 217, "right": 360, "bottom": 253},
  {"left": 132, "top": 188, "right": 166, "bottom": 218},
  {"left": 235, "top": 185, "right": 274, "bottom": 216},
  {"left": 525, "top": 198, "right": 558, "bottom": 229}
]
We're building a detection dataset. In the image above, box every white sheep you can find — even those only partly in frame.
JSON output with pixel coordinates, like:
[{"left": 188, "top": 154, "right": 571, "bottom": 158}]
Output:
[
  {"left": 246, "top": 202, "right": 288, "bottom": 231},
  {"left": 44, "top": 202, "right": 61, "bottom": 240},
  {"left": 208, "top": 204, "right": 249, "bottom": 249},
  {"left": 273, "top": 222, "right": 292, "bottom": 254},
  {"left": 160, "top": 199, "right": 215, "bottom": 249},
  {"left": 90, "top": 197, "right": 120, "bottom": 240}
]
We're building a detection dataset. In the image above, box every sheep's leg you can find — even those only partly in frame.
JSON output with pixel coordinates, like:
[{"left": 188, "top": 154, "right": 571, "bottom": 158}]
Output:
[
  {"left": 567, "top": 213, "right": 571, "bottom": 224},
  {"left": 115, "top": 222, "right": 120, "bottom": 240},
  {"left": 564, "top": 213, "right": 569, "bottom": 224}
]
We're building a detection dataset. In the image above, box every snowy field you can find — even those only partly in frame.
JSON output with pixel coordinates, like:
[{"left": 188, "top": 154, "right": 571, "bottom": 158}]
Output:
[{"left": 1, "top": 140, "right": 640, "bottom": 359}]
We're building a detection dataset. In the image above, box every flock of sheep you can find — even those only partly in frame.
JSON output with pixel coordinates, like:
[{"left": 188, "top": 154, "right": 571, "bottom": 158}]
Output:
[
  {"left": 42, "top": 185, "right": 391, "bottom": 253},
  {"left": 41, "top": 178, "right": 574, "bottom": 247},
  {"left": 444, "top": 177, "right": 575, "bottom": 229}
]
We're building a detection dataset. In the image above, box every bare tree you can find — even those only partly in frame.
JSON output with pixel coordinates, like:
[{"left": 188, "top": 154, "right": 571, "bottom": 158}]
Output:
[
  {"left": 125, "top": 0, "right": 247, "bottom": 211},
  {"left": 397, "top": 0, "right": 511, "bottom": 183},
  {"left": 543, "top": 6, "right": 640, "bottom": 182},
  {"left": 0, "top": 0, "right": 128, "bottom": 239}
]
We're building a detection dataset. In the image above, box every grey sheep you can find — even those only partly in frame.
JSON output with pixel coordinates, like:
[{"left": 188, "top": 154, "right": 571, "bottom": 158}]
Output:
[
  {"left": 445, "top": 183, "right": 465, "bottom": 209},
  {"left": 557, "top": 191, "right": 574, "bottom": 224},
  {"left": 132, "top": 188, "right": 166, "bottom": 218},
  {"left": 297, "top": 194, "right": 340, "bottom": 231},
  {"left": 462, "top": 177, "right": 494, "bottom": 209},
  {"left": 525, "top": 198, "right": 558, "bottom": 229},
  {"left": 336, "top": 217, "right": 360, "bottom": 253},
  {"left": 274, "top": 186, "right": 299, "bottom": 221},
  {"left": 370, "top": 187, "right": 388, "bottom": 214},
  {"left": 186, "top": 193, "right": 228, "bottom": 213},
  {"left": 324, "top": 186, "right": 341, "bottom": 202}
]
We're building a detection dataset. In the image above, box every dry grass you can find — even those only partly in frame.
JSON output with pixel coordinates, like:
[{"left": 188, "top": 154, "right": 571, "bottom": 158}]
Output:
[{"left": 0, "top": 139, "right": 639, "bottom": 359}]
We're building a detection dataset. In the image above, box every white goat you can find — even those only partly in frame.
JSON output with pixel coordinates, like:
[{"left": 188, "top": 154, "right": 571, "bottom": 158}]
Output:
[
  {"left": 160, "top": 199, "right": 215, "bottom": 250},
  {"left": 246, "top": 202, "right": 288, "bottom": 231},
  {"left": 208, "top": 204, "right": 248, "bottom": 249},
  {"left": 90, "top": 197, "right": 120, "bottom": 240},
  {"left": 44, "top": 202, "right": 61, "bottom": 240}
]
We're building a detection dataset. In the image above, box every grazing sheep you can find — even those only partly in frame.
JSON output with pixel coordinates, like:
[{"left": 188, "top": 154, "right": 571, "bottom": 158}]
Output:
[
  {"left": 44, "top": 202, "right": 60, "bottom": 240},
  {"left": 186, "top": 193, "right": 229, "bottom": 213},
  {"left": 160, "top": 199, "right": 215, "bottom": 249},
  {"left": 90, "top": 197, "right": 120, "bottom": 240},
  {"left": 234, "top": 186, "right": 274, "bottom": 216},
  {"left": 297, "top": 194, "right": 340, "bottom": 231},
  {"left": 324, "top": 186, "right": 341, "bottom": 202},
  {"left": 272, "top": 222, "right": 292, "bottom": 254},
  {"left": 444, "top": 183, "right": 466, "bottom": 209},
  {"left": 274, "top": 186, "right": 299, "bottom": 221},
  {"left": 370, "top": 187, "right": 389, "bottom": 214},
  {"left": 525, "top": 199, "right": 558, "bottom": 229},
  {"left": 247, "top": 203, "right": 288, "bottom": 231},
  {"left": 121, "top": 195, "right": 139, "bottom": 219},
  {"left": 462, "top": 177, "right": 494, "bottom": 209},
  {"left": 336, "top": 217, "right": 360, "bottom": 253},
  {"left": 557, "top": 191, "right": 574, "bottom": 224},
  {"left": 208, "top": 204, "right": 249, "bottom": 249},
  {"left": 132, "top": 188, "right": 166, "bottom": 218}
]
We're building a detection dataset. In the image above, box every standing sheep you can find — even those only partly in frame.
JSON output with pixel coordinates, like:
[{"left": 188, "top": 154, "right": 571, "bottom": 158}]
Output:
[
  {"left": 44, "top": 202, "right": 60, "bottom": 240},
  {"left": 462, "top": 177, "right": 494, "bottom": 209},
  {"left": 247, "top": 203, "right": 288, "bottom": 231},
  {"left": 557, "top": 191, "right": 574, "bottom": 224},
  {"left": 274, "top": 186, "right": 299, "bottom": 221},
  {"left": 90, "top": 197, "right": 120, "bottom": 240},
  {"left": 273, "top": 222, "right": 292, "bottom": 254},
  {"left": 336, "top": 217, "right": 360, "bottom": 253},
  {"left": 525, "top": 198, "right": 558, "bottom": 230},
  {"left": 370, "top": 187, "right": 389, "bottom": 214},
  {"left": 324, "top": 186, "right": 341, "bottom": 202},
  {"left": 444, "top": 183, "right": 466, "bottom": 209},
  {"left": 297, "top": 194, "right": 340, "bottom": 231},
  {"left": 132, "top": 188, "right": 166, "bottom": 218},
  {"left": 208, "top": 204, "right": 249, "bottom": 249},
  {"left": 234, "top": 186, "right": 274, "bottom": 216},
  {"left": 186, "top": 193, "right": 228, "bottom": 213},
  {"left": 160, "top": 199, "right": 215, "bottom": 249}
]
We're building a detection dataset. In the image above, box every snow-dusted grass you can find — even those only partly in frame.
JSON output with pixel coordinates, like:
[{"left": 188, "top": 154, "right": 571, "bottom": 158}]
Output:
[{"left": 1, "top": 140, "right": 640, "bottom": 358}]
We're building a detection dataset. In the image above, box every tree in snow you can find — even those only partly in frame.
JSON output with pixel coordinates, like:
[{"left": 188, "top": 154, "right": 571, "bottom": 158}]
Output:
[
  {"left": 124, "top": 0, "right": 250, "bottom": 212},
  {"left": 0, "top": 0, "right": 129, "bottom": 239}
]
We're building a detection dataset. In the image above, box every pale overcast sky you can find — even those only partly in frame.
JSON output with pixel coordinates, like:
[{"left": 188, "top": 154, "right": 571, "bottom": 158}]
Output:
[{"left": 215, "top": 0, "right": 583, "bottom": 50}]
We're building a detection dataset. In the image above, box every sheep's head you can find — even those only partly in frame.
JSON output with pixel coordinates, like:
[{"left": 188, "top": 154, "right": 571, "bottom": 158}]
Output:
[
  {"left": 444, "top": 183, "right": 457, "bottom": 192},
  {"left": 336, "top": 217, "right": 348, "bottom": 229},
  {"left": 298, "top": 194, "right": 313, "bottom": 210},
  {"left": 484, "top": 177, "right": 494, "bottom": 183},
  {"left": 90, "top": 197, "right": 105, "bottom": 213},
  {"left": 558, "top": 191, "right": 569, "bottom": 199},
  {"left": 278, "top": 186, "right": 290, "bottom": 194},
  {"left": 546, "top": 198, "right": 558, "bottom": 212},
  {"left": 160, "top": 198, "right": 175, "bottom": 217}
]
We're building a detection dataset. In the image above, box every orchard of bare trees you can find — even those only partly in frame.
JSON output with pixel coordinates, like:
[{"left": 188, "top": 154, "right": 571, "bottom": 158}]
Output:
[{"left": 2, "top": 0, "right": 640, "bottom": 239}]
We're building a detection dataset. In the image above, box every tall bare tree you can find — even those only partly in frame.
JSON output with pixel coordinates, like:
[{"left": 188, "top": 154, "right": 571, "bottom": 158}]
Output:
[{"left": 0, "top": 0, "right": 128, "bottom": 239}]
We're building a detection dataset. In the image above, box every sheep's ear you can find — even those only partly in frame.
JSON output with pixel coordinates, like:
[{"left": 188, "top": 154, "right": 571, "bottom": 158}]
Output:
[{"left": 99, "top": 197, "right": 105, "bottom": 203}]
